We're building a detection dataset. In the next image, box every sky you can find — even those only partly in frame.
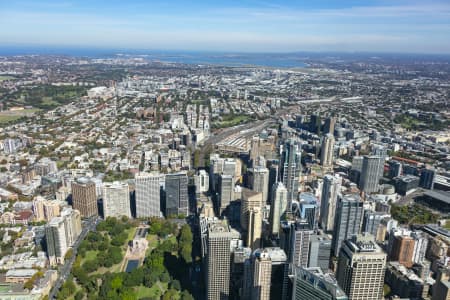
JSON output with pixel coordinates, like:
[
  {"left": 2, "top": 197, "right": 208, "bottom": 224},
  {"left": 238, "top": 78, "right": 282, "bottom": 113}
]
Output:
[{"left": 1, "top": 0, "right": 450, "bottom": 54}]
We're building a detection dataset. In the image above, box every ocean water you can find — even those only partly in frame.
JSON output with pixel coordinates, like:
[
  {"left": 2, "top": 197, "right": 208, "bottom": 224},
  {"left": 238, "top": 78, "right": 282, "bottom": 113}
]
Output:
[{"left": 0, "top": 46, "right": 307, "bottom": 68}]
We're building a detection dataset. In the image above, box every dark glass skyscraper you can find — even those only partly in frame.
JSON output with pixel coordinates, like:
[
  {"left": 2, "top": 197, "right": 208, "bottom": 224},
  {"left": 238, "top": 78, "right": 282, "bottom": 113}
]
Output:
[
  {"left": 280, "top": 139, "right": 302, "bottom": 208},
  {"left": 165, "top": 172, "right": 189, "bottom": 216}
]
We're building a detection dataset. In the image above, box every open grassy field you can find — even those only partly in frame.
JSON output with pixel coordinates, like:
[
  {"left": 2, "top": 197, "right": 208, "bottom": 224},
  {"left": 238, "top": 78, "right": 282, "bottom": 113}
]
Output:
[
  {"left": 135, "top": 282, "right": 169, "bottom": 299},
  {"left": 0, "top": 76, "right": 15, "bottom": 81},
  {"left": 0, "top": 108, "right": 40, "bottom": 124}
]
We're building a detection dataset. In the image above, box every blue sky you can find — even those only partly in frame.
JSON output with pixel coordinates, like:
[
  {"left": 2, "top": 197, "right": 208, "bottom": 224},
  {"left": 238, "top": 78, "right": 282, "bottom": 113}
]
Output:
[{"left": 1, "top": 0, "right": 450, "bottom": 53}]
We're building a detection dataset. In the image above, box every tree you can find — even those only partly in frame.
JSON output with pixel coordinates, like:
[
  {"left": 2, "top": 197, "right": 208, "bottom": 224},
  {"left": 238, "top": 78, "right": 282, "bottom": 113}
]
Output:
[
  {"left": 162, "top": 289, "right": 178, "bottom": 300},
  {"left": 74, "top": 291, "right": 84, "bottom": 300},
  {"left": 159, "top": 272, "right": 170, "bottom": 283},
  {"left": 111, "top": 275, "right": 123, "bottom": 290},
  {"left": 64, "top": 248, "right": 74, "bottom": 260},
  {"left": 170, "top": 279, "right": 181, "bottom": 291},
  {"left": 181, "top": 290, "right": 194, "bottom": 300},
  {"left": 178, "top": 224, "right": 193, "bottom": 264}
]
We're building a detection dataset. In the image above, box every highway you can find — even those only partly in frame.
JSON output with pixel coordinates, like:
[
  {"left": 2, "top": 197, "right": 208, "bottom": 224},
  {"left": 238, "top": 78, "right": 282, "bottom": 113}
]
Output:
[{"left": 48, "top": 217, "right": 99, "bottom": 299}]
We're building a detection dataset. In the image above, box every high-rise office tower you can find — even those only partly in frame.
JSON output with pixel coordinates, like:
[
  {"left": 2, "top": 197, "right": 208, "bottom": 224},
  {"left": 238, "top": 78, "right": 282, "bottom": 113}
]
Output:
[
  {"left": 320, "top": 175, "right": 342, "bottom": 232},
  {"left": 102, "top": 181, "right": 131, "bottom": 218},
  {"left": 45, "top": 217, "right": 67, "bottom": 266},
  {"left": 165, "top": 172, "right": 189, "bottom": 216},
  {"left": 230, "top": 246, "right": 252, "bottom": 300},
  {"left": 241, "top": 189, "right": 263, "bottom": 249},
  {"left": 46, "top": 208, "right": 81, "bottom": 266},
  {"left": 391, "top": 235, "right": 415, "bottom": 268},
  {"left": 135, "top": 172, "right": 162, "bottom": 218},
  {"left": 219, "top": 174, "right": 234, "bottom": 214},
  {"left": 43, "top": 201, "right": 60, "bottom": 221},
  {"left": 194, "top": 169, "right": 209, "bottom": 196},
  {"left": 308, "top": 234, "right": 332, "bottom": 272},
  {"left": 61, "top": 208, "right": 82, "bottom": 246},
  {"left": 299, "top": 193, "right": 318, "bottom": 230},
  {"left": 280, "top": 139, "right": 302, "bottom": 207},
  {"left": 247, "top": 207, "right": 262, "bottom": 250},
  {"left": 359, "top": 155, "right": 385, "bottom": 194},
  {"left": 420, "top": 168, "right": 435, "bottom": 189},
  {"left": 389, "top": 161, "right": 402, "bottom": 178},
  {"left": 292, "top": 267, "right": 348, "bottom": 300},
  {"left": 267, "top": 161, "right": 279, "bottom": 204},
  {"left": 206, "top": 220, "right": 240, "bottom": 300},
  {"left": 323, "top": 117, "right": 336, "bottom": 135},
  {"left": 349, "top": 156, "right": 363, "bottom": 184},
  {"left": 331, "top": 194, "right": 364, "bottom": 257},
  {"left": 411, "top": 231, "right": 429, "bottom": 264},
  {"left": 289, "top": 220, "right": 313, "bottom": 267},
  {"left": 251, "top": 250, "right": 272, "bottom": 300},
  {"left": 269, "top": 182, "right": 288, "bottom": 235},
  {"left": 249, "top": 166, "right": 269, "bottom": 204},
  {"left": 336, "top": 234, "right": 386, "bottom": 300},
  {"left": 309, "top": 114, "right": 321, "bottom": 135},
  {"left": 320, "top": 134, "right": 335, "bottom": 167},
  {"left": 71, "top": 178, "right": 97, "bottom": 217},
  {"left": 432, "top": 269, "right": 450, "bottom": 300},
  {"left": 245, "top": 248, "right": 289, "bottom": 300},
  {"left": 362, "top": 210, "right": 389, "bottom": 241},
  {"left": 32, "top": 196, "right": 46, "bottom": 221},
  {"left": 209, "top": 154, "right": 225, "bottom": 192}
]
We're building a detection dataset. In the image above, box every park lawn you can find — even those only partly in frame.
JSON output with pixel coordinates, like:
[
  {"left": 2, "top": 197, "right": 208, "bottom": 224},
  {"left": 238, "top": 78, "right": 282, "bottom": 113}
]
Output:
[
  {"left": 135, "top": 284, "right": 162, "bottom": 299},
  {"left": 92, "top": 262, "right": 123, "bottom": 275},
  {"left": 126, "top": 227, "right": 136, "bottom": 241},
  {"left": 147, "top": 234, "right": 159, "bottom": 252},
  {"left": 81, "top": 250, "right": 98, "bottom": 264},
  {"left": 214, "top": 114, "right": 253, "bottom": 128},
  {"left": 0, "top": 76, "right": 15, "bottom": 81},
  {"left": 0, "top": 115, "right": 21, "bottom": 124},
  {"left": 42, "top": 96, "right": 59, "bottom": 106}
]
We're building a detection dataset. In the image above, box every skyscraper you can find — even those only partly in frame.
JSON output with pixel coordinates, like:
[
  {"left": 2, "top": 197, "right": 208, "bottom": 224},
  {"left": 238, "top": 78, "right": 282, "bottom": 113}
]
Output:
[
  {"left": 240, "top": 189, "right": 263, "bottom": 249},
  {"left": 71, "top": 178, "right": 97, "bottom": 217},
  {"left": 46, "top": 208, "right": 81, "bottom": 266},
  {"left": 249, "top": 166, "right": 269, "bottom": 203},
  {"left": 289, "top": 220, "right": 313, "bottom": 268},
  {"left": 102, "top": 181, "right": 131, "bottom": 218},
  {"left": 361, "top": 210, "right": 389, "bottom": 241},
  {"left": 269, "top": 182, "right": 288, "bottom": 235},
  {"left": 245, "top": 247, "right": 290, "bottom": 300},
  {"left": 299, "top": 192, "right": 318, "bottom": 230},
  {"left": 251, "top": 250, "right": 272, "bottom": 300},
  {"left": 280, "top": 139, "right": 302, "bottom": 207},
  {"left": 32, "top": 196, "right": 46, "bottom": 221},
  {"left": 420, "top": 168, "right": 435, "bottom": 189},
  {"left": 309, "top": 114, "right": 321, "bottom": 135},
  {"left": 165, "top": 172, "right": 189, "bottom": 216},
  {"left": 336, "top": 234, "right": 387, "bottom": 300},
  {"left": 292, "top": 267, "right": 348, "bottom": 300},
  {"left": 135, "top": 172, "right": 162, "bottom": 218},
  {"left": 45, "top": 217, "right": 67, "bottom": 266},
  {"left": 331, "top": 194, "right": 364, "bottom": 257},
  {"left": 391, "top": 235, "right": 415, "bottom": 268},
  {"left": 194, "top": 169, "right": 209, "bottom": 196},
  {"left": 308, "top": 234, "right": 332, "bottom": 272},
  {"left": 219, "top": 174, "right": 234, "bottom": 214},
  {"left": 320, "top": 134, "right": 335, "bottom": 167},
  {"left": 323, "top": 117, "right": 336, "bottom": 135},
  {"left": 247, "top": 207, "right": 262, "bottom": 250},
  {"left": 359, "top": 155, "right": 385, "bottom": 194},
  {"left": 320, "top": 175, "right": 342, "bottom": 232},
  {"left": 206, "top": 220, "right": 240, "bottom": 300}
]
